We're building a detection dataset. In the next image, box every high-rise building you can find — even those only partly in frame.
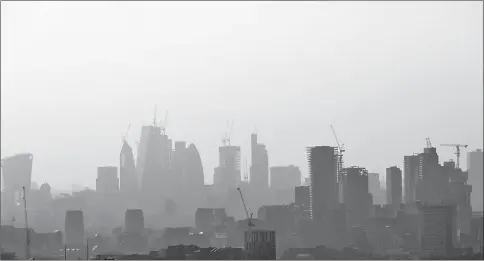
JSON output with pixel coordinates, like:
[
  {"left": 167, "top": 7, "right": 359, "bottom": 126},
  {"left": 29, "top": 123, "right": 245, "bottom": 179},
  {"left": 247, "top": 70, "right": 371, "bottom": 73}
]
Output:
[
  {"left": 386, "top": 166, "right": 402, "bottom": 212},
  {"left": 404, "top": 154, "right": 420, "bottom": 204},
  {"left": 250, "top": 134, "right": 269, "bottom": 190},
  {"left": 270, "top": 165, "right": 301, "bottom": 190},
  {"left": 244, "top": 229, "right": 276, "bottom": 260},
  {"left": 417, "top": 147, "right": 450, "bottom": 205},
  {"left": 96, "top": 166, "right": 119, "bottom": 193},
  {"left": 342, "top": 166, "right": 372, "bottom": 229},
  {"left": 136, "top": 125, "right": 153, "bottom": 188},
  {"left": 306, "top": 146, "right": 338, "bottom": 222},
  {"left": 125, "top": 209, "right": 144, "bottom": 235},
  {"left": 1, "top": 154, "right": 33, "bottom": 218},
  {"left": 468, "top": 149, "right": 483, "bottom": 212},
  {"left": 120, "top": 141, "right": 137, "bottom": 194},
  {"left": 65, "top": 210, "right": 85, "bottom": 247},
  {"left": 216, "top": 146, "right": 241, "bottom": 190},
  {"left": 418, "top": 205, "right": 457, "bottom": 257}
]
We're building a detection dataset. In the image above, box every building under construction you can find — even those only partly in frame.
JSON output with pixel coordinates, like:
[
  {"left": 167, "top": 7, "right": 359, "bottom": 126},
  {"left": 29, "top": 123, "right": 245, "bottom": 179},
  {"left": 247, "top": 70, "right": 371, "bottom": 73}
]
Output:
[
  {"left": 341, "top": 166, "right": 372, "bottom": 230},
  {"left": 306, "top": 146, "right": 338, "bottom": 222}
]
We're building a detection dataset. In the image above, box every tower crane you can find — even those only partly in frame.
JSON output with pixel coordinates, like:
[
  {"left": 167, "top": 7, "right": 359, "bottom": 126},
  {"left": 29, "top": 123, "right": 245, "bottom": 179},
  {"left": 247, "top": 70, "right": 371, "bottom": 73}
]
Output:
[
  {"left": 330, "top": 125, "right": 345, "bottom": 183},
  {"left": 426, "top": 138, "right": 433, "bottom": 148},
  {"left": 440, "top": 144, "right": 468, "bottom": 169},
  {"left": 237, "top": 187, "right": 254, "bottom": 229},
  {"left": 22, "top": 186, "right": 30, "bottom": 260}
]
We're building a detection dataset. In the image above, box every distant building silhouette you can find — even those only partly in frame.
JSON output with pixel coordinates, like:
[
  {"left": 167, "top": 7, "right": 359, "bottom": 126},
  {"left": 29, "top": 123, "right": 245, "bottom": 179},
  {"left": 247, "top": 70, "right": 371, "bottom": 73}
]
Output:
[
  {"left": 96, "top": 166, "right": 119, "bottom": 193},
  {"left": 368, "top": 173, "right": 385, "bottom": 205},
  {"left": 467, "top": 149, "right": 483, "bottom": 212},
  {"left": 386, "top": 166, "right": 402, "bottom": 215},
  {"left": 120, "top": 141, "right": 138, "bottom": 194},
  {"left": 306, "top": 146, "right": 338, "bottom": 222},
  {"left": 294, "top": 186, "right": 310, "bottom": 208},
  {"left": 404, "top": 154, "right": 420, "bottom": 204},
  {"left": 136, "top": 125, "right": 153, "bottom": 188},
  {"left": 342, "top": 166, "right": 372, "bottom": 230},
  {"left": 215, "top": 146, "right": 241, "bottom": 190},
  {"left": 1, "top": 153, "right": 33, "bottom": 219},
  {"left": 64, "top": 210, "right": 84, "bottom": 247},
  {"left": 270, "top": 165, "right": 301, "bottom": 190},
  {"left": 124, "top": 209, "right": 144, "bottom": 235},
  {"left": 250, "top": 134, "right": 269, "bottom": 190}
]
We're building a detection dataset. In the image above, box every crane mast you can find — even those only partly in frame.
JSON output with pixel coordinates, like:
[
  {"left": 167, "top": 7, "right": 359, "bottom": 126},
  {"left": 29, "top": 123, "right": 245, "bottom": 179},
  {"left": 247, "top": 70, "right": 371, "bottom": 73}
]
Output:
[
  {"left": 330, "top": 125, "right": 345, "bottom": 183},
  {"left": 22, "top": 186, "right": 30, "bottom": 259}
]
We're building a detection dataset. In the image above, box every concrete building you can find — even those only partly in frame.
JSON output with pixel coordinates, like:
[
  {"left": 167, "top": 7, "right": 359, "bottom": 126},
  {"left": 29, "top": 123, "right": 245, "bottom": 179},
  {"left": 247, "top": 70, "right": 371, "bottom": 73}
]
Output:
[
  {"left": 342, "top": 166, "right": 372, "bottom": 230},
  {"left": 467, "top": 149, "right": 483, "bottom": 212},
  {"left": 270, "top": 165, "right": 301, "bottom": 190},
  {"left": 125, "top": 209, "right": 144, "bottom": 234},
  {"left": 404, "top": 154, "right": 420, "bottom": 204},
  {"left": 306, "top": 146, "right": 338, "bottom": 222},
  {"left": 386, "top": 166, "right": 403, "bottom": 214},
  {"left": 244, "top": 229, "right": 276, "bottom": 260},
  {"left": 418, "top": 205, "right": 457, "bottom": 258},
  {"left": 368, "top": 173, "right": 385, "bottom": 205},
  {"left": 416, "top": 147, "right": 449, "bottom": 205},
  {"left": 65, "top": 210, "right": 85, "bottom": 247},
  {"left": 120, "top": 141, "right": 138, "bottom": 194},
  {"left": 96, "top": 166, "right": 119, "bottom": 193},
  {"left": 250, "top": 134, "right": 269, "bottom": 190}
]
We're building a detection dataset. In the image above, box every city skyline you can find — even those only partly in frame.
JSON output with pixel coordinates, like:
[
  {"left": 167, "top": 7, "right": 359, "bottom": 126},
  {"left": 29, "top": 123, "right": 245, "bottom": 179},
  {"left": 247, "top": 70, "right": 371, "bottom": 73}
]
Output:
[{"left": 1, "top": 2, "right": 482, "bottom": 190}]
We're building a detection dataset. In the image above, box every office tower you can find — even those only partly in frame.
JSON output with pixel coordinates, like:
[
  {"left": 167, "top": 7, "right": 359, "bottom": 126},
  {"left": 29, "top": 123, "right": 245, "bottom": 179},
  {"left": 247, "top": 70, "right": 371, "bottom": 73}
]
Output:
[
  {"left": 1, "top": 154, "right": 33, "bottom": 217},
  {"left": 342, "top": 166, "right": 372, "bottom": 229},
  {"left": 65, "top": 210, "right": 85, "bottom": 247},
  {"left": 417, "top": 147, "right": 450, "bottom": 205},
  {"left": 183, "top": 144, "right": 205, "bottom": 190},
  {"left": 306, "top": 146, "right": 338, "bottom": 222},
  {"left": 136, "top": 125, "right": 153, "bottom": 187},
  {"left": 120, "top": 141, "right": 138, "bottom": 194},
  {"left": 468, "top": 149, "right": 483, "bottom": 212},
  {"left": 270, "top": 165, "right": 301, "bottom": 190},
  {"left": 418, "top": 205, "right": 457, "bottom": 257},
  {"left": 96, "top": 166, "right": 119, "bottom": 193},
  {"left": 244, "top": 230, "right": 276, "bottom": 260},
  {"left": 217, "top": 146, "right": 241, "bottom": 190},
  {"left": 386, "top": 166, "right": 402, "bottom": 213},
  {"left": 295, "top": 186, "right": 310, "bottom": 208},
  {"left": 125, "top": 209, "right": 144, "bottom": 234},
  {"left": 250, "top": 134, "right": 269, "bottom": 190},
  {"left": 443, "top": 160, "right": 472, "bottom": 235},
  {"left": 404, "top": 155, "right": 420, "bottom": 204}
]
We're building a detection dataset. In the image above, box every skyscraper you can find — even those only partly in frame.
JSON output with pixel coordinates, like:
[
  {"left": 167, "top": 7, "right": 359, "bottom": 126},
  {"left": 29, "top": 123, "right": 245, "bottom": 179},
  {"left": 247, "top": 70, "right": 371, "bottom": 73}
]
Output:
[
  {"left": 404, "top": 154, "right": 420, "bottom": 204},
  {"left": 250, "top": 134, "right": 269, "bottom": 190},
  {"left": 386, "top": 166, "right": 402, "bottom": 211},
  {"left": 467, "top": 149, "right": 483, "bottom": 212},
  {"left": 419, "top": 205, "right": 457, "bottom": 257},
  {"left": 307, "top": 146, "right": 338, "bottom": 222},
  {"left": 136, "top": 125, "right": 153, "bottom": 188},
  {"left": 120, "top": 141, "right": 137, "bottom": 194},
  {"left": 65, "top": 210, "right": 85, "bottom": 247},
  {"left": 417, "top": 147, "right": 449, "bottom": 205},
  {"left": 342, "top": 166, "right": 372, "bottom": 229},
  {"left": 217, "top": 146, "right": 241, "bottom": 190}
]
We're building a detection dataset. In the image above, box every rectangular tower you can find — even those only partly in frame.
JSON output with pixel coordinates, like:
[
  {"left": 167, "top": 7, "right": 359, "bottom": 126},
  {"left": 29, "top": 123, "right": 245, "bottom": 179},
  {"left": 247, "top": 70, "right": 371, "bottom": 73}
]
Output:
[
  {"left": 306, "top": 146, "right": 338, "bottom": 222},
  {"left": 386, "top": 166, "right": 402, "bottom": 212},
  {"left": 468, "top": 149, "right": 483, "bottom": 212},
  {"left": 404, "top": 155, "right": 420, "bottom": 204}
]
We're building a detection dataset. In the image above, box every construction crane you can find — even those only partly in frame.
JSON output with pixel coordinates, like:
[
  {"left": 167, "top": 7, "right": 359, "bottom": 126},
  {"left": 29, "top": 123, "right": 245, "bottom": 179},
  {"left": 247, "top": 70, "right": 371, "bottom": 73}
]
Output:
[
  {"left": 440, "top": 144, "right": 468, "bottom": 169},
  {"left": 237, "top": 187, "right": 254, "bottom": 229},
  {"left": 22, "top": 186, "right": 30, "bottom": 259},
  {"left": 426, "top": 138, "right": 432, "bottom": 148},
  {"left": 222, "top": 120, "right": 234, "bottom": 146},
  {"left": 330, "top": 125, "right": 345, "bottom": 183}
]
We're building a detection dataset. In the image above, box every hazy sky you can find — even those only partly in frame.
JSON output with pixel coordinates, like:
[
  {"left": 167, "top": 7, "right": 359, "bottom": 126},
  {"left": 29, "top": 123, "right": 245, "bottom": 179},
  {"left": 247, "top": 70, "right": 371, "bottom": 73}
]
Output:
[{"left": 1, "top": 1, "right": 482, "bottom": 190}]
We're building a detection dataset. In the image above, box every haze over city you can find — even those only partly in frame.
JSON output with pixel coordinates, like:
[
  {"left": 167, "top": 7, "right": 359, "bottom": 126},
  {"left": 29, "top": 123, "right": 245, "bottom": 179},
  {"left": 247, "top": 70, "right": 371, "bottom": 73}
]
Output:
[
  {"left": 2, "top": 1, "right": 482, "bottom": 190},
  {"left": 1, "top": 1, "right": 483, "bottom": 260}
]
